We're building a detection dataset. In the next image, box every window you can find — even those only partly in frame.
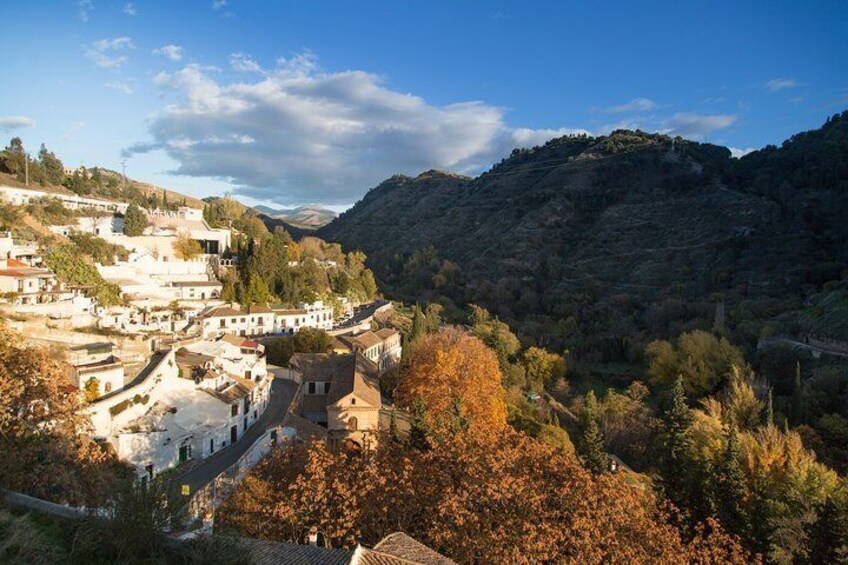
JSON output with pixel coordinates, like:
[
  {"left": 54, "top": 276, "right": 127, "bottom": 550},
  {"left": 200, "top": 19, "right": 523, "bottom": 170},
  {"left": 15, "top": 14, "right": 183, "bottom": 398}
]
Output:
[
  {"left": 323, "top": 382, "right": 331, "bottom": 394},
  {"left": 231, "top": 404, "right": 238, "bottom": 417},
  {"left": 351, "top": 397, "right": 356, "bottom": 405},
  {"left": 210, "top": 439, "right": 214, "bottom": 453},
  {"left": 307, "top": 382, "right": 316, "bottom": 394},
  {"left": 347, "top": 417, "right": 358, "bottom": 430},
  {"left": 220, "top": 319, "right": 226, "bottom": 328},
  {"left": 257, "top": 317, "right": 264, "bottom": 326},
  {"left": 105, "top": 382, "right": 112, "bottom": 393}
]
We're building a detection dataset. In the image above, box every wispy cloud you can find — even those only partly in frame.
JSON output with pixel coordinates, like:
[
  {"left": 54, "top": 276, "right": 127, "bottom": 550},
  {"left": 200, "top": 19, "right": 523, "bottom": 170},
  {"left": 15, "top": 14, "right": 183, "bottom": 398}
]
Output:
[
  {"left": 77, "top": 0, "right": 93, "bottom": 22},
  {"left": 230, "top": 52, "right": 263, "bottom": 73},
  {"left": 105, "top": 81, "right": 134, "bottom": 94},
  {"left": 123, "top": 2, "right": 136, "bottom": 16},
  {"left": 661, "top": 113, "right": 736, "bottom": 139},
  {"left": 84, "top": 36, "right": 135, "bottom": 69},
  {"left": 126, "top": 53, "right": 584, "bottom": 205},
  {"left": 765, "top": 78, "right": 799, "bottom": 92},
  {"left": 602, "top": 98, "right": 657, "bottom": 113},
  {"left": 154, "top": 44, "right": 184, "bottom": 62},
  {"left": 0, "top": 116, "right": 35, "bottom": 133},
  {"left": 62, "top": 121, "right": 86, "bottom": 141},
  {"left": 212, "top": 0, "right": 226, "bottom": 9}
]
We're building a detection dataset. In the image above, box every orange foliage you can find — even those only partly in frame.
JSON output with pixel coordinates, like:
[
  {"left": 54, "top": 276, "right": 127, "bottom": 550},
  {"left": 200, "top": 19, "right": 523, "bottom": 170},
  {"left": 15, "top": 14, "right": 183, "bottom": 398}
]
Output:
[
  {"left": 219, "top": 428, "right": 758, "bottom": 564},
  {"left": 395, "top": 328, "right": 507, "bottom": 435},
  {"left": 0, "top": 326, "right": 125, "bottom": 504}
]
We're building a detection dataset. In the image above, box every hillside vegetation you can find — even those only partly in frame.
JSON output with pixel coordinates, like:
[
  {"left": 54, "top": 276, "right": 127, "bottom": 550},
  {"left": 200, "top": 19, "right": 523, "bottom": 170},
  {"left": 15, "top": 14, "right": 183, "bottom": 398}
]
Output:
[{"left": 321, "top": 112, "right": 848, "bottom": 360}]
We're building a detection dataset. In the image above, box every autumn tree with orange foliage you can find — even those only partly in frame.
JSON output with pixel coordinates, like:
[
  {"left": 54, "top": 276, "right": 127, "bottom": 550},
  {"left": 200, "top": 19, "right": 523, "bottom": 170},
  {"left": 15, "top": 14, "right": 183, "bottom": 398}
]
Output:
[
  {"left": 0, "top": 326, "right": 126, "bottom": 505},
  {"left": 219, "top": 428, "right": 758, "bottom": 565},
  {"left": 395, "top": 327, "right": 507, "bottom": 437}
]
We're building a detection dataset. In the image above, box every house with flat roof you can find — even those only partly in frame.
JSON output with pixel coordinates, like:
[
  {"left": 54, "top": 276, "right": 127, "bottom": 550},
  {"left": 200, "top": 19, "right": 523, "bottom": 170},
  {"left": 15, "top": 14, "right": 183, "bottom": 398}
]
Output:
[
  {"left": 0, "top": 258, "right": 64, "bottom": 305},
  {"left": 88, "top": 336, "right": 272, "bottom": 479},
  {"left": 67, "top": 342, "right": 124, "bottom": 398}
]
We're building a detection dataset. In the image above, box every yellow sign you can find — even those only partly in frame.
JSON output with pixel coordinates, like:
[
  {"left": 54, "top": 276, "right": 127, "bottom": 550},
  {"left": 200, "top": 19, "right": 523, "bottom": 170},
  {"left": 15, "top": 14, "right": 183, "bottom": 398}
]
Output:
[{"left": 181, "top": 484, "right": 190, "bottom": 496}]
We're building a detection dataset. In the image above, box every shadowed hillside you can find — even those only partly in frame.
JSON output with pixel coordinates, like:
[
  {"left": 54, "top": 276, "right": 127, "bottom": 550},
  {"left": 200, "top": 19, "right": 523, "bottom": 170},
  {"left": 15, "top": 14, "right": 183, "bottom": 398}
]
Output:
[{"left": 321, "top": 112, "right": 848, "bottom": 360}]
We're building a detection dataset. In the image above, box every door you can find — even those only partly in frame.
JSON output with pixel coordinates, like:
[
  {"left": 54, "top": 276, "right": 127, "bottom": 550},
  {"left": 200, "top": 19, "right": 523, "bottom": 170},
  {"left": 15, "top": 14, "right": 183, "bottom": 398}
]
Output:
[{"left": 230, "top": 425, "right": 238, "bottom": 443}]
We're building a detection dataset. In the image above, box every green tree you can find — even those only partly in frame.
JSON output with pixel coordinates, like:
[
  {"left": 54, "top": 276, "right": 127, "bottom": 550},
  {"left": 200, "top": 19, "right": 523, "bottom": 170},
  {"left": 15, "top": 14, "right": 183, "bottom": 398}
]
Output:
[
  {"left": 792, "top": 360, "right": 805, "bottom": 424},
  {"left": 242, "top": 273, "right": 272, "bottom": 307},
  {"left": 646, "top": 330, "right": 745, "bottom": 397},
  {"left": 409, "top": 305, "right": 426, "bottom": 343},
  {"left": 806, "top": 494, "right": 848, "bottom": 565},
  {"left": 38, "top": 143, "right": 64, "bottom": 185},
  {"left": 661, "top": 376, "right": 696, "bottom": 511},
  {"left": 714, "top": 427, "right": 750, "bottom": 538},
  {"left": 409, "top": 396, "right": 431, "bottom": 451},
  {"left": 123, "top": 203, "right": 148, "bottom": 236},
  {"left": 522, "top": 346, "right": 567, "bottom": 391},
  {"left": 580, "top": 391, "right": 607, "bottom": 474}
]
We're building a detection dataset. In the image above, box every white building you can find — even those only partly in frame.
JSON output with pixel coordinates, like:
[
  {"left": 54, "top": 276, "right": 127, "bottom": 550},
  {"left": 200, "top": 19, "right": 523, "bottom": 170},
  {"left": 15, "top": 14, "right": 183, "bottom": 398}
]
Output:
[
  {"left": 0, "top": 185, "right": 128, "bottom": 213},
  {"left": 88, "top": 336, "right": 272, "bottom": 479},
  {"left": 335, "top": 328, "right": 402, "bottom": 373},
  {"left": 67, "top": 342, "right": 125, "bottom": 398},
  {"left": 271, "top": 300, "right": 334, "bottom": 334},
  {"left": 0, "top": 258, "right": 65, "bottom": 305},
  {"left": 193, "top": 301, "right": 335, "bottom": 339},
  {"left": 194, "top": 305, "right": 276, "bottom": 339}
]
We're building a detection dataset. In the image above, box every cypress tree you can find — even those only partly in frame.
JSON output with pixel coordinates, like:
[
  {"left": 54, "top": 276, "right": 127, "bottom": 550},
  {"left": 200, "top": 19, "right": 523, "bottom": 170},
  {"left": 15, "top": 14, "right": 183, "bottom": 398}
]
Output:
[
  {"left": 409, "top": 396, "right": 430, "bottom": 451},
  {"left": 792, "top": 360, "right": 804, "bottom": 424},
  {"left": 662, "top": 375, "right": 695, "bottom": 511},
  {"left": 765, "top": 388, "right": 774, "bottom": 427},
  {"left": 123, "top": 203, "right": 148, "bottom": 236},
  {"left": 580, "top": 390, "right": 607, "bottom": 474},
  {"left": 389, "top": 408, "right": 399, "bottom": 442},
  {"left": 714, "top": 426, "right": 750, "bottom": 537},
  {"left": 410, "top": 305, "right": 426, "bottom": 343},
  {"left": 806, "top": 495, "right": 848, "bottom": 565}
]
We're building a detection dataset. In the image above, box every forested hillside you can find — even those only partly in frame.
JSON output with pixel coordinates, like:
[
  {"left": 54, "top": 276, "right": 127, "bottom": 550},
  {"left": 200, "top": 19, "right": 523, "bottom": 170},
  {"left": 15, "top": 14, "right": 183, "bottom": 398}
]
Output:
[{"left": 321, "top": 112, "right": 848, "bottom": 360}]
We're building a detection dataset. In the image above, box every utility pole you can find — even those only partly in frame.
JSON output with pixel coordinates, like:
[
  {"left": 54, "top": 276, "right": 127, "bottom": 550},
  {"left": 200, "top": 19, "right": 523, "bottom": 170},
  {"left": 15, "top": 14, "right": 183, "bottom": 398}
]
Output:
[
  {"left": 121, "top": 159, "right": 128, "bottom": 188},
  {"left": 24, "top": 153, "right": 29, "bottom": 187}
]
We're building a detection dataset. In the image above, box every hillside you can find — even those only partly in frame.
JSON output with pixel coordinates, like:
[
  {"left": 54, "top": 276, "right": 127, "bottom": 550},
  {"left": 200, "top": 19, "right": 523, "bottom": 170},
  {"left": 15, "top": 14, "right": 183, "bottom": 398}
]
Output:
[
  {"left": 320, "top": 112, "right": 848, "bottom": 359},
  {"left": 252, "top": 204, "right": 337, "bottom": 229}
]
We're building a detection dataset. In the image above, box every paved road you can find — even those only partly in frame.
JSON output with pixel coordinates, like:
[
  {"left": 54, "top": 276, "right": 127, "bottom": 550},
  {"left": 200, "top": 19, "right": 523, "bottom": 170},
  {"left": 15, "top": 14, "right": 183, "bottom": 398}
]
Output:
[
  {"left": 333, "top": 299, "right": 389, "bottom": 332},
  {"left": 172, "top": 379, "right": 298, "bottom": 493},
  {"left": 760, "top": 337, "right": 848, "bottom": 359}
]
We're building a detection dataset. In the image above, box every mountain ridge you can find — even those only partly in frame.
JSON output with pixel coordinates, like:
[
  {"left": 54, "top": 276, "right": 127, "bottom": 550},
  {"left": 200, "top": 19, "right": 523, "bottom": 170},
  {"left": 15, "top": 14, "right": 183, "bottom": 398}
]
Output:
[{"left": 320, "top": 113, "right": 848, "bottom": 357}]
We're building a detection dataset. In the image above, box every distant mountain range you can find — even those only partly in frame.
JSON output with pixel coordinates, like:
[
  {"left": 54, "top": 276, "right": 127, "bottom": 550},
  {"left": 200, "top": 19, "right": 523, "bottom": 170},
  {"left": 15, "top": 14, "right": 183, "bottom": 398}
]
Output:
[
  {"left": 252, "top": 204, "right": 337, "bottom": 229},
  {"left": 320, "top": 112, "right": 848, "bottom": 358}
]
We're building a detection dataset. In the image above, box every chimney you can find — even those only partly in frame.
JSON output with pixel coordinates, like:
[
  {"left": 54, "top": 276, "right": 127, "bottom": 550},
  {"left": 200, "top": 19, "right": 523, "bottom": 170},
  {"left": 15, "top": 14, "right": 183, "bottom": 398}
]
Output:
[{"left": 308, "top": 526, "right": 319, "bottom": 546}]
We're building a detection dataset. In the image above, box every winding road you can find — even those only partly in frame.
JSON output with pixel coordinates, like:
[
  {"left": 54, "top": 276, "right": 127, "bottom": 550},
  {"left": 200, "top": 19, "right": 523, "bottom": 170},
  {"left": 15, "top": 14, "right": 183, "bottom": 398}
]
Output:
[{"left": 171, "top": 379, "right": 298, "bottom": 494}]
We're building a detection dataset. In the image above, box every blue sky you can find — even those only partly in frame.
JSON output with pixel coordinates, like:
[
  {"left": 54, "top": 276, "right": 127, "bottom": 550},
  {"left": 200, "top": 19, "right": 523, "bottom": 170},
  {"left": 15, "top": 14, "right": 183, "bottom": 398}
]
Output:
[{"left": 1, "top": 1, "right": 846, "bottom": 210}]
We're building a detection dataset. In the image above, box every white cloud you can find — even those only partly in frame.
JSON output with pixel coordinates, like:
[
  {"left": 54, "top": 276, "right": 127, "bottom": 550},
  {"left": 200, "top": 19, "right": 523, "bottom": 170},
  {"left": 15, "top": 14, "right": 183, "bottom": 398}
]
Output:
[
  {"left": 77, "top": 0, "right": 93, "bottom": 22},
  {"left": 729, "top": 146, "right": 757, "bottom": 158},
  {"left": 212, "top": 0, "right": 226, "bottom": 9},
  {"left": 125, "top": 55, "right": 580, "bottom": 205},
  {"left": 105, "top": 81, "right": 134, "bottom": 94},
  {"left": 85, "top": 36, "right": 135, "bottom": 69},
  {"left": 154, "top": 44, "right": 184, "bottom": 62},
  {"left": 765, "top": 78, "right": 799, "bottom": 92},
  {"left": 229, "top": 52, "right": 263, "bottom": 73},
  {"left": 0, "top": 116, "right": 35, "bottom": 133},
  {"left": 602, "top": 98, "right": 657, "bottom": 113},
  {"left": 660, "top": 113, "right": 736, "bottom": 139},
  {"left": 123, "top": 2, "right": 136, "bottom": 15}
]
